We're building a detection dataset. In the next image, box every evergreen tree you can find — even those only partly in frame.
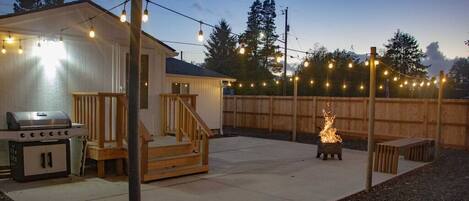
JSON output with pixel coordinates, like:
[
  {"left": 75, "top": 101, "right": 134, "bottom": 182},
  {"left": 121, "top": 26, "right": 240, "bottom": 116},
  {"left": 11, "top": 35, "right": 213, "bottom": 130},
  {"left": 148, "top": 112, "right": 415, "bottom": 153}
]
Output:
[
  {"left": 448, "top": 57, "right": 469, "bottom": 97},
  {"left": 14, "top": 0, "right": 63, "bottom": 13},
  {"left": 204, "top": 20, "right": 240, "bottom": 78},
  {"left": 383, "top": 30, "right": 428, "bottom": 77},
  {"left": 260, "top": 0, "right": 279, "bottom": 72}
]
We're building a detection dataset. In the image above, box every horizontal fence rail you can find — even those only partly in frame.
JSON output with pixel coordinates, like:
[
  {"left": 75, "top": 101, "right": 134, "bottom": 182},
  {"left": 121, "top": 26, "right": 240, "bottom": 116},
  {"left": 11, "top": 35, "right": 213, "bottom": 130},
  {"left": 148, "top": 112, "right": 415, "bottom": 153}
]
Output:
[{"left": 223, "top": 95, "right": 469, "bottom": 150}]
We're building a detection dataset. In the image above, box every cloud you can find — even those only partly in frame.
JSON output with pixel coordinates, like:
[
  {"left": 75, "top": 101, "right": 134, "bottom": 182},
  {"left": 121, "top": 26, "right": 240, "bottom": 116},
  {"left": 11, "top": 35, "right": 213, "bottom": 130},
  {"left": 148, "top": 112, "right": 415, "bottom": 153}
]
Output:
[{"left": 422, "top": 42, "right": 454, "bottom": 76}]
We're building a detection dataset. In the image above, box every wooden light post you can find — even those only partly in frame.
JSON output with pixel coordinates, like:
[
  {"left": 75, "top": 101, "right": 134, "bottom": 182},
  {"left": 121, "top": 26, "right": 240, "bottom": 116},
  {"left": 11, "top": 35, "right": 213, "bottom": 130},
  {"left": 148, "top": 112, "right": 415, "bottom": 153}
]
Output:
[
  {"left": 365, "top": 47, "right": 377, "bottom": 191},
  {"left": 435, "top": 70, "right": 445, "bottom": 158},
  {"left": 128, "top": 0, "right": 142, "bottom": 200}
]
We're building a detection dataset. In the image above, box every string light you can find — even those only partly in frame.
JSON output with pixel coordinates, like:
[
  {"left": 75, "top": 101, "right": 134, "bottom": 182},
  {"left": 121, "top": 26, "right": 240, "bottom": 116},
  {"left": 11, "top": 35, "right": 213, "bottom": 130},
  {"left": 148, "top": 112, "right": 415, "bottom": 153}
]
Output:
[
  {"left": 262, "top": 82, "right": 267, "bottom": 86},
  {"left": 250, "top": 83, "right": 254, "bottom": 88},
  {"left": 375, "top": 60, "right": 380, "bottom": 65},
  {"left": 419, "top": 81, "right": 424, "bottom": 87},
  {"left": 348, "top": 62, "right": 353, "bottom": 68},
  {"left": 239, "top": 83, "right": 243, "bottom": 88},
  {"left": 89, "top": 24, "right": 95, "bottom": 38},
  {"left": 120, "top": 2, "right": 127, "bottom": 22},
  {"left": 426, "top": 82, "right": 431, "bottom": 86},
  {"left": 142, "top": 0, "right": 149, "bottom": 22},
  {"left": 383, "top": 70, "right": 388, "bottom": 76},
  {"left": 433, "top": 80, "right": 438, "bottom": 84},
  {"left": 412, "top": 82, "right": 417, "bottom": 87},
  {"left": 326, "top": 82, "right": 330, "bottom": 87},
  {"left": 294, "top": 76, "right": 299, "bottom": 81},
  {"left": 379, "top": 85, "right": 383, "bottom": 90},
  {"left": 1, "top": 40, "right": 6, "bottom": 54},
  {"left": 342, "top": 84, "right": 347, "bottom": 89},
  {"left": 18, "top": 40, "right": 23, "bottom": 54},
  {"left": 393, "top": 76, "right": 398, "bottom": 81},
  {"left": 310, "top": 80, "right": 314, "bottom": 85},
  {"left": 442, "top": 77, "right": 446, "bottom": 83},
  {"left": 197, "top": 21, "right": 204, "bottom": 42},
  {"left": 6, "top": 32, "right": 13, "bottom": 44},
  {"left": 399, "top": 84, "right": 403, "bottom": 88},
  {"left": 360, "top": 85, "right": 364, "bottom": 90},
  {"left": 239, "top": 43, "right": 245, "bottom": 54},
  {"left": 303, "top": 60, "right": 309, "bottom": 67},
  {"left": 404, "top": 80, "right": 408, "bottom": 85},
  {"left": 289, "top": 77, "right": 293, "bottom": 82},
  {"left": 276, "top": 55, "right": 282, "bottom": 63},
  {"left": 328, "top": 63, "right": 333, "bottom": 69},
  {"left": 275, "top": 80, "right": 279, "bottom": 85},
  {"left": 365, "top": 61, "right": 369, "bottom": 66}
]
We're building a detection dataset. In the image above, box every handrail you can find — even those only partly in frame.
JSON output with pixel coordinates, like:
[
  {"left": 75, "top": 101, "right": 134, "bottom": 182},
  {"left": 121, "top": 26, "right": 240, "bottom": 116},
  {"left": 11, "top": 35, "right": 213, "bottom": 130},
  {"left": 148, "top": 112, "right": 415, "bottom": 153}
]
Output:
[{"left": 177, "top": 96, "right": 213, "bottom": 137}]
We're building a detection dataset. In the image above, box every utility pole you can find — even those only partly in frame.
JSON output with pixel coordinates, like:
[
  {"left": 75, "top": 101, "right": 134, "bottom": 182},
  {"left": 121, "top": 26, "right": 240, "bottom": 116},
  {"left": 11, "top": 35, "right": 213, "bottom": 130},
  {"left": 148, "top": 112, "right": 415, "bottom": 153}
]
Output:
[
  {"left": 128, "top": 0, "right": 142, "bottom": 200},
  {"left": 282, "top": 7, "right": 289, "bottom": 96},
  {"left": 365, "top": 47, "right": 377, "bottom": 192}
]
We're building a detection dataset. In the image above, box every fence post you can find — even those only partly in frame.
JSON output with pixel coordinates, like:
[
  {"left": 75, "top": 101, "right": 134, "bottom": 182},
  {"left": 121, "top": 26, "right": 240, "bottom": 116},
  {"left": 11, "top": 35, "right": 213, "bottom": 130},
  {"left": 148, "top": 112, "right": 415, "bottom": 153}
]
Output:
[
  {"left": 292, "top": 77, "right": 298, "bottom": 141},
  {"left": 233, "top": 96, "right": 237, "bottom": 128},
  {"left": 269, "top": 96, "right": 273, "bottom": 133},
  {"left": 423, "top": 99, "right": 429, "bottom": 138}
]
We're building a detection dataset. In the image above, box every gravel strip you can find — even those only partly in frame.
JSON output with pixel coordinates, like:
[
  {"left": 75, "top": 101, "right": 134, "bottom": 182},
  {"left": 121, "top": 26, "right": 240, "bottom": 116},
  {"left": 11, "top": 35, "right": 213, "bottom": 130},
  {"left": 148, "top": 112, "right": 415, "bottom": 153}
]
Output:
[{"left": 221, "top": 127, "right": 469, "bottom": 201}]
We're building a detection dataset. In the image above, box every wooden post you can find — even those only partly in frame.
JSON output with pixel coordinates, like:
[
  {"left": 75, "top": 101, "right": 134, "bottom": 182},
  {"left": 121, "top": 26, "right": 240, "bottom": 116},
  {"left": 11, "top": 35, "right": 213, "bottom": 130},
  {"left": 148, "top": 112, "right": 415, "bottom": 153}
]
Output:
[
  {"left": 269, "top": 96, "right": 273, "bottom": 133},
  {"left": 366, "top": 47, "right": 377, "bottom": 191},
  {"left": 233, "top": 96, "right": 237, "bottom": 128},
  {"left": 292, "top": 77, "right": 298, "bottom": 141},
  {"left": 98, "top": 94, "right": 105, "bottom": 148},
  {"left": 435, "top": 70, "right": 444, "bottom": 158},
  {"left": 312, "top": 96, "right": 317, "bottom": 133},
  {"left": 128, "top": 0, "right": 142, "bottom": 200},
  {"left": 423, "top": 99, "right": 429, "bottom": 138}
]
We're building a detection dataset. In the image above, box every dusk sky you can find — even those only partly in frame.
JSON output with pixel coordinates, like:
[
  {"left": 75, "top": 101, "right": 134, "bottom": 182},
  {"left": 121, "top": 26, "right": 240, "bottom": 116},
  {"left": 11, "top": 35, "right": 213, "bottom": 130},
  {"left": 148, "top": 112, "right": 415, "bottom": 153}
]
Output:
[{"left": 1, "top": 0, "right": 468, "bottom": 72}]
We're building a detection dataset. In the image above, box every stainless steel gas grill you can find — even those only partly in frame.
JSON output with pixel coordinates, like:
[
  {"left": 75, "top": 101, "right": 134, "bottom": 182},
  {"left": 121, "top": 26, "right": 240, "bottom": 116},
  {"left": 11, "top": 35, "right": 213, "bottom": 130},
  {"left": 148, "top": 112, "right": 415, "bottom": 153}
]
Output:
[{"left": 0, "top": 111, "right": 87, "bottom": 182}]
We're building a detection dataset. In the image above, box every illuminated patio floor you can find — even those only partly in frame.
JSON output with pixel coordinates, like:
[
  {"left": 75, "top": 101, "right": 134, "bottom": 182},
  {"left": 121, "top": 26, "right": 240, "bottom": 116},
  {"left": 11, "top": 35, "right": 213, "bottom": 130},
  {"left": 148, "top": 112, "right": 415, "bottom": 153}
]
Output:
[{"left": 0, "top": 136, "right": 427, "bottom": 201}]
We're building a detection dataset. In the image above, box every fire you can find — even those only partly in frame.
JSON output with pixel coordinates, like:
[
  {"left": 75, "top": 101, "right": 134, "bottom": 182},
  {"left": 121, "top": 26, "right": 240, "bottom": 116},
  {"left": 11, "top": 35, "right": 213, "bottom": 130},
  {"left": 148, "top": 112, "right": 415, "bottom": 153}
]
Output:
[{"left": 319, "top": 104, "right": 342, "bottom": 143}]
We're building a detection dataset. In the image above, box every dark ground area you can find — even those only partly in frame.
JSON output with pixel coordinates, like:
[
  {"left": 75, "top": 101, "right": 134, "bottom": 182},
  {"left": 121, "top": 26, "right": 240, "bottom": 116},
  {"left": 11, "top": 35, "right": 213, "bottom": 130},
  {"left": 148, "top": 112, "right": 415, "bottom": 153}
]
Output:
[
  {"left": 0, "top": 191, "right": 11, "bottom": 201},
  {"left": 222, "top": 127, "right": 469, "bottom": 201}
]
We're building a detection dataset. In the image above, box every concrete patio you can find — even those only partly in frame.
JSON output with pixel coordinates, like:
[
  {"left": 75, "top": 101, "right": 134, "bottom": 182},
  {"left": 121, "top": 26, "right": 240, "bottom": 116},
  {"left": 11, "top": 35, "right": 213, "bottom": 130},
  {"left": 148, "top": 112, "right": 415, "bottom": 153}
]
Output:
[{"left": 0, "top": 136, "right": 427, "bottom": 201}]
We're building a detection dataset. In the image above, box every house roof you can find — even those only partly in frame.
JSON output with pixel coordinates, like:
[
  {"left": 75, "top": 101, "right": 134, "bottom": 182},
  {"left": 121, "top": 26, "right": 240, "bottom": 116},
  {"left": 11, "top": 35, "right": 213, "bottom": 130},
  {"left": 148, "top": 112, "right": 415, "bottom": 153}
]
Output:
[
  {"left": 166, "top": 58, "right": 233, "bottom": 80},
  {"left": 0, "top": 0, "right": 175, "bottom": 52}
]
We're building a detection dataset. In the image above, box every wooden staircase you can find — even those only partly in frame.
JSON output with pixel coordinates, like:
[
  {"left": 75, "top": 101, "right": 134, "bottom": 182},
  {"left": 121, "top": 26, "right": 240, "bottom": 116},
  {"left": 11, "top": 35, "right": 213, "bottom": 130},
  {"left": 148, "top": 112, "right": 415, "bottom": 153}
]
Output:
[{"left": 73, "top": 93, "right": 211, "bottom": 182}]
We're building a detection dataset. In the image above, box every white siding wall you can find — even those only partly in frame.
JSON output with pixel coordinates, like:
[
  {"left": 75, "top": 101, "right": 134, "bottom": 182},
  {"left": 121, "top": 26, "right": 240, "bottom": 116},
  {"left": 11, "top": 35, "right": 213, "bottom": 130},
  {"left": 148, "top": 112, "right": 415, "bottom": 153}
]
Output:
[{"left": 164, "top": 76, "right": 222, "bottom": 130}]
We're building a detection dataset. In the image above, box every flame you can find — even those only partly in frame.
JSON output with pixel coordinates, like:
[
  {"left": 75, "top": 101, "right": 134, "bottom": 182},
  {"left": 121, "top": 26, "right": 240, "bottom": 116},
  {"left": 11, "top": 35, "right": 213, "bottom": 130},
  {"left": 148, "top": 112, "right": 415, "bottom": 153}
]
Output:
[{"left": 319, "top": 105, "right": 342, "bottom": 143}]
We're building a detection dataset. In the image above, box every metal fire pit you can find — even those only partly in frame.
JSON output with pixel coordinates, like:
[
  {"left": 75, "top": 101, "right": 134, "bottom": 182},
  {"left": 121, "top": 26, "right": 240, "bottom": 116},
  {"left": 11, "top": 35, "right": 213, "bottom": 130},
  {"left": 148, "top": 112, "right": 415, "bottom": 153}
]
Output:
[{"left": 316, "top": 141, "right": 342, "bottom": 160}]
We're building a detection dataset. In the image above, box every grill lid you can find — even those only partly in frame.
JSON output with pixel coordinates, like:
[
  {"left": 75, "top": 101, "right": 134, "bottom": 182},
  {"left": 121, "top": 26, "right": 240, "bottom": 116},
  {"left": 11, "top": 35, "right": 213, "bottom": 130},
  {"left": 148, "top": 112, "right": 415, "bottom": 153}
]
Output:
[{"left": 7, "top": 111, "right": 72, "bottom": 130}]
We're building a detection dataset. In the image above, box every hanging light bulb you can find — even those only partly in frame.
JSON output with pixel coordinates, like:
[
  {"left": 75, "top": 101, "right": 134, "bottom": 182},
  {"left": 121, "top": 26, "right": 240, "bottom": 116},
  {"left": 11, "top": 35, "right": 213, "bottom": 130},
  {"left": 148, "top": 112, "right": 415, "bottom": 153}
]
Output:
[
  {"left": 275, "top": 80, "right": 279, "bottom": 85},
  {"left": 18, "top": 40, "right": 23, "bottom": 54},
  {"left": 420, "top": 81, "right": 424, "bottom": 87},
  {"left": 120, "top": 2, "right": 127, "bottom": 22},
  {"left": 348, "top": 62, "right": 353, "bottom": 68},
  {"left": 393, "top": 76, "right": 398, "bottom": 81},
  {"left": 375, "top": 60, "right": 380, "bottom": 65},
  {"left": 6, "top": 32, "right": 14, "bottom": 44},
  {"left": 303, "top": 60, "right": 309, "bottom": 67},
  {"left": 289, "top": 77, "right": 293, "bottom": 82},
  {"left": 399, "top": 84, "right": 403, "bottom": 88},
  {"left": 426, "top": 82, "right": 431, "bottom": 86},
  {"left": 433, "top": 79, "right": 438, "bottom": 84},
  {"left": 328, "top": 63, "right": 333, "bottom": 69},
  {"left": 276, "top": 55, "right": 282, "bottom": 63},
  {"left": 342, "top": 84, "right": 347, "bottom": 89},
  {"left": 365, "top": 61, "right": 369, "bottom": 66},
  {"left": 142, "top": 0, "right": 149, "bottom": 22},
  {"left": 326, "top": 82, "right": 330, "bottom": 87},
  {"left": 379, "top": 85, "right": 383, "bottom": 90},
  {"left": 412, "top": 82, "right": 417, "bottom": 87},
  {"left": 239, "top": 43, "right": 245, "bottom": 54},
  {"left": 250, "top": 83, "right": 255, "bottom": 88},
  {"left": 360, "top": 85, "right": 364, "bottom": 90},
  {"left": 89, "top": 25, "right": 95, "bottom": 38},
  {"left": 1, "top": 40, "right": 6, "bottom": 54},
  {"left": 442, "top": 77, "right": 447, "bottom": 83},
  {"left": 310, "top": 80, "right": 314, "bottom": 85},
  {"left": 404, "top": 80, "right": 408, "bottom": 85},
  {"left": 383, "top": 70, "right": 388, "bottom": 76},
  {"left": 197, "top": 22, "right": 204, "bottom": 42},
  {"left": 262, "top": 82, "right": 267, "bottom": 87},
  {"left": 239, "top": 83, "right": 243, "bottom": 88}
]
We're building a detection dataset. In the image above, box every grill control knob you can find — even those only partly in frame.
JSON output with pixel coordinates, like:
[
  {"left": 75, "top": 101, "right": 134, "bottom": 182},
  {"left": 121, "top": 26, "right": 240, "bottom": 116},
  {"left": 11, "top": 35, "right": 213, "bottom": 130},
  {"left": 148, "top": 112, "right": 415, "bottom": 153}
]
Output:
[
  {"left": 40, "top": 132, "right": 44, "bottom": 137},
  {"left": 20, "top": 133, "right": 25, "bottom": 138},
  {"left": 64, "top": 131, "right": 69, "bottom": 135},
  {"left": 30, "top": 133, "right": 35, "bottom": 137},
  {"left": 49, "top": 132, "right": 53, "bottom": 136}
]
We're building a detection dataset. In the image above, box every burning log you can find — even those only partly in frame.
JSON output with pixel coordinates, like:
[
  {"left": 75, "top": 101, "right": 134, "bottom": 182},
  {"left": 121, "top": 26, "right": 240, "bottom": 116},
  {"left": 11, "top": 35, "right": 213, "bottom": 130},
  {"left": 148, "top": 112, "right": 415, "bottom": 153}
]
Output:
[{"left": 316, "top": 103, "right": 343, "bottom": 160}]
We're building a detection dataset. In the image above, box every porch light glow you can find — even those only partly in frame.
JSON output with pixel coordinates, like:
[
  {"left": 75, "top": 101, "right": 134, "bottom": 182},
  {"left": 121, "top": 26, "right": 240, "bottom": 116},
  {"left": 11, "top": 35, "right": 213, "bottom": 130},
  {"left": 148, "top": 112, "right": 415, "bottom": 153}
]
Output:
[
  {"left": 6, "top": 32, "right": 14, "bottom": 44},
  {"left": 383, "top": 70, "right": 388, "bottom": 76},
  {"left": 1, "top": 40, "right": 6, "bottom": 54},
  {"left": 18, "top": 40, "right": 23, "bottom": 54}
]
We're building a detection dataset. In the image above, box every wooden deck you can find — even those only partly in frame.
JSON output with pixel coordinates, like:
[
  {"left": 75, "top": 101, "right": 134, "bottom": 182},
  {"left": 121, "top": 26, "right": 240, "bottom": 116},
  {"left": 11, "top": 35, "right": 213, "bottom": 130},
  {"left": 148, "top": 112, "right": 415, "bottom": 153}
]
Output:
[{"left": 73, "top": 92, "right": 211, "bottom": 182}]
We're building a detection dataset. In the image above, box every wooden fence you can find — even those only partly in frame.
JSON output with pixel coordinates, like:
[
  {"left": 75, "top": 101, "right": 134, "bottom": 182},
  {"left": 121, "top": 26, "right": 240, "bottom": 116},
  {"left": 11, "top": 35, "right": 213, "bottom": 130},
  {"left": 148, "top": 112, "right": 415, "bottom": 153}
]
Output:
[{"left": 223, "top": 95, "right": 469, "bottom": 150}]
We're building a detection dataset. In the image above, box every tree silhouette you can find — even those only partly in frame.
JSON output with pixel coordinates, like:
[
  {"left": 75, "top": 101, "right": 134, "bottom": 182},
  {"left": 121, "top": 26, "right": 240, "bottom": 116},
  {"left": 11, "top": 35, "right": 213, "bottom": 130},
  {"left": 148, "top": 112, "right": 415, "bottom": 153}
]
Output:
[{"left": 14, "top": 0, "right": 63, "bottom": 13}]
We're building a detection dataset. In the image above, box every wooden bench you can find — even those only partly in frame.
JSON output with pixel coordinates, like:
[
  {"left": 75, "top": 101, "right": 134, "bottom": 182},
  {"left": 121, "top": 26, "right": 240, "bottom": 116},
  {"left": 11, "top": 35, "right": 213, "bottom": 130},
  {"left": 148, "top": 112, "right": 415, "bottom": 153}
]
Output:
[{"left": 374, "top": 138, "right": 434, "bottom": 174}]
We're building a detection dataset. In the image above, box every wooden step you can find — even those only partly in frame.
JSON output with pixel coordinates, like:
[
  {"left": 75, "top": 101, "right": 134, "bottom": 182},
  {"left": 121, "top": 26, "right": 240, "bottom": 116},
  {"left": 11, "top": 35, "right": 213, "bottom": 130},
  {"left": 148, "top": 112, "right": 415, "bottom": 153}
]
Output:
[
  {"left": 147, "top": 153, "right": 200, "bottom": 171},
  {"left": 0, "top": 167, "right": 10, "bottom": 179},
  {"left": 143, "top": 165, "right": 208, "bottom": 182},
  {"left": 148, "top": 142, "right": 193, "bottom": 158}
]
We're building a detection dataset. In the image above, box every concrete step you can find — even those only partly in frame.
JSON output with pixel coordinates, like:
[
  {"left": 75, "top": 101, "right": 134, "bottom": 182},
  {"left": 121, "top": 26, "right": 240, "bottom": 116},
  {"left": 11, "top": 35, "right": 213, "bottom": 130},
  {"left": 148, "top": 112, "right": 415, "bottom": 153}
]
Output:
[
  {"left": 143, "top": 165, "right": 208, "bottom": 182},
  {"left": 147, "top": 153, "right": 200, "bottom": 171}
]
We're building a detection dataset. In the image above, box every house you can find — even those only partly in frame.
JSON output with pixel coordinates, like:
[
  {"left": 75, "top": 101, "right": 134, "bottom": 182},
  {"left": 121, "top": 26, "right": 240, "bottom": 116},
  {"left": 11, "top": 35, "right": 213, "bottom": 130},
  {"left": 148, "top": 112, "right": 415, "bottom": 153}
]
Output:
[
  {"left": 0, "top": 0, "right": 230, "bottom": 182},
  {"left": 165, "top": 58, "right": 235, "bottom": 133}
]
